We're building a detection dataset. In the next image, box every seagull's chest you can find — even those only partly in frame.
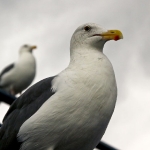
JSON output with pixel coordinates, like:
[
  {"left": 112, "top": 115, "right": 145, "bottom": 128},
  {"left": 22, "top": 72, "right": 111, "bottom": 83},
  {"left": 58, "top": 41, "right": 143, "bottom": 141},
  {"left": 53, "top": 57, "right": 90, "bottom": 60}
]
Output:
[
  {"left": 19, "top": 56, "right": 117, "bottom": 150},
  {"left": 51, "top": 56, "right": 117, "bottom": 128},
  {"left": 49, "top": 58, "right": 117, "bottom": 147},
  {"left": 57, "top": 56, "right": 117, "bottom": 104},
  {"left": 14, "top": 55, "right": 36, "bottom": 81},
  {"left": 17, "top": 55, "right": 36, "bottom": 74}
]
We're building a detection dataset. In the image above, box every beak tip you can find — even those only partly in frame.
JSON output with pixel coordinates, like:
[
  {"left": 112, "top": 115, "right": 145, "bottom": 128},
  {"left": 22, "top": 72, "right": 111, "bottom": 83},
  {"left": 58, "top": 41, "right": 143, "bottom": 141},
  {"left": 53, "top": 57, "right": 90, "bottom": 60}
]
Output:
[{"left": 31, "top": 45, "right": 37, "bottom": 49}]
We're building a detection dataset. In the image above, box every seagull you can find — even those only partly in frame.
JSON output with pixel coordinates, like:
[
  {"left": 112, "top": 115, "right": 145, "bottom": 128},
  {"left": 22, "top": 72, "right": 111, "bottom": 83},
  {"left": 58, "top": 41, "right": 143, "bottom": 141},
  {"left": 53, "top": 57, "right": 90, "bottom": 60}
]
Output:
[
  {"left": 0, "top": 44, "right": 36, "bottom": 96},
  {"left": 0, "top": 23, "right": 123, "bottom": 150}
]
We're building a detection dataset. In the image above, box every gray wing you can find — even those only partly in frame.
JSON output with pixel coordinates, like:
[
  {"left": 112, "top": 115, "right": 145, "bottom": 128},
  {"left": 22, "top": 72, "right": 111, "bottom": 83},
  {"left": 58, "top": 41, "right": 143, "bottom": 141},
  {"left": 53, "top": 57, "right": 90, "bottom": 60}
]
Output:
[
  {"left": 0, "top": 63, "right": 15, "bottom": 79},
  {"left": 0, "top": 76, "right": 56, "bottom": 150}
]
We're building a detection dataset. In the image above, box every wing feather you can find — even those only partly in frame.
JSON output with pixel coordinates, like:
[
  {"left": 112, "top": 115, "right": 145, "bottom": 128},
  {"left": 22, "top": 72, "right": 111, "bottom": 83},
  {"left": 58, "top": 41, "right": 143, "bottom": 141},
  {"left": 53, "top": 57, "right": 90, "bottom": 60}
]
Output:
[
  {"left": 0, "top": 63, "right": 15, "bottom": 79},
  {"left": 0, "top": 76, "right": 56, "bottom": 150}
]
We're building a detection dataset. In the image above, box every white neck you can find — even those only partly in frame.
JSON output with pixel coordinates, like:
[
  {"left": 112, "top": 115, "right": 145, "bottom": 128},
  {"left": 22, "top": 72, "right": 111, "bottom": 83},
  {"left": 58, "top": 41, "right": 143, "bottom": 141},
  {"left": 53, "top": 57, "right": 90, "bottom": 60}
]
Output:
[
  {"left": 69, "top": 46, "right": 105, "bottom": 69},
  {"left": 17, "top": 52, "right": 35, "bottom": 68}
]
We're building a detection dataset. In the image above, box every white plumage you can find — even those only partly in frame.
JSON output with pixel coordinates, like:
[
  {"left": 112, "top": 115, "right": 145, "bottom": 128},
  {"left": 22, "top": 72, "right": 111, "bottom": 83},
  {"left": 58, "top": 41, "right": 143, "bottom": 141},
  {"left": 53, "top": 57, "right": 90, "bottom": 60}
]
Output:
[
  {"left": 0, "top": 23, "right": 123, "bottom": 150},
  {"left": 18, "top": 23, "right": 123, "bottom": 150},
  {"left": 0, "top": 44, "right": 36, "bottom": 95}
]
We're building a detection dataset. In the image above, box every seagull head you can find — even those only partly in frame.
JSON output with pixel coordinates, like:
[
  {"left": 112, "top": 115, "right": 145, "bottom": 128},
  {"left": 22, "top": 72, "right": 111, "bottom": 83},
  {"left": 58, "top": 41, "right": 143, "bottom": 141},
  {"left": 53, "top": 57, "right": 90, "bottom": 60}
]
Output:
[
  {"left": 70, "top": 23, "right": 123, "bottom": 51},
  {"left": 19, "top": 44, "right": 37, "bottom": 54}
]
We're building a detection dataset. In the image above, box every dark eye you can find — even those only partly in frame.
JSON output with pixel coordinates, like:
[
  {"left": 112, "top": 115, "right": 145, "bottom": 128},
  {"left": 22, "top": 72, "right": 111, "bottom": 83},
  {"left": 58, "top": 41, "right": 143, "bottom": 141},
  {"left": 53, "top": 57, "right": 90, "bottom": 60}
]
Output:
[
  {"left": 24, "top": 45, "right": 28, "bottom": 48},
  {"left": 84, "top": 26, "right": 91, "bottom": 31}
]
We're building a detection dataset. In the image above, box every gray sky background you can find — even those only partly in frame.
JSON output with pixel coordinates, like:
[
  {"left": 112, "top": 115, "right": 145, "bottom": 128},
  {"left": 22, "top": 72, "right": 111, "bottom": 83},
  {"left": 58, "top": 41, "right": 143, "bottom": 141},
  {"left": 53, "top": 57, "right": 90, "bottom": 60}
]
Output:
[{"left": 0, "top": 0, "right": 150, "bottom": 149}]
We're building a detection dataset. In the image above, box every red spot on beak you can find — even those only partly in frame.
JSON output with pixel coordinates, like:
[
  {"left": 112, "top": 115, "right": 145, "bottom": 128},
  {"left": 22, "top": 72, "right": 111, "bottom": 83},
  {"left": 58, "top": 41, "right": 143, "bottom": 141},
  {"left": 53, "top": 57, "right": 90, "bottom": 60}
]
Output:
[{"left": 114, "top": 35, "right": 119, "bottom": 41}]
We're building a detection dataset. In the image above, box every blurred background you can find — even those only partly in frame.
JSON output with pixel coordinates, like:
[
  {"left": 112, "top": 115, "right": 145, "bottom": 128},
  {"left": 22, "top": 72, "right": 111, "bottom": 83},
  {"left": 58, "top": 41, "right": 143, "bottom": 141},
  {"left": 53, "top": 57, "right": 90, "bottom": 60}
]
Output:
[{"left": 0, "top": 0, "right": 150, "bottom": 149}]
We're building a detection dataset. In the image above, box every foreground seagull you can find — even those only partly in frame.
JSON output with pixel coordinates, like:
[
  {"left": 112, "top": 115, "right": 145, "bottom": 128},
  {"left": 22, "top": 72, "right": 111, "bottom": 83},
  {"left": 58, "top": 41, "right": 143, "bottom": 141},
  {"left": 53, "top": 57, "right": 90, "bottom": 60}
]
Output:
[
  {"left": 0, "top": 23, "right": 123, "bottom": 150},
  {"left": 0, "top": 45, "right": 36, "bottom": 96}
]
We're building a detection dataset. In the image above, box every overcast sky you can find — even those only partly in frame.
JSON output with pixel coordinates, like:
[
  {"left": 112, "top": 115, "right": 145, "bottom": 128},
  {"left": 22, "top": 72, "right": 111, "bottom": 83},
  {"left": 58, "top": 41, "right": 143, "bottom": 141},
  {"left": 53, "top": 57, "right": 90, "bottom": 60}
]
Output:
[{"left": 0, "top": 0, "right": 150, "bottom": 149}]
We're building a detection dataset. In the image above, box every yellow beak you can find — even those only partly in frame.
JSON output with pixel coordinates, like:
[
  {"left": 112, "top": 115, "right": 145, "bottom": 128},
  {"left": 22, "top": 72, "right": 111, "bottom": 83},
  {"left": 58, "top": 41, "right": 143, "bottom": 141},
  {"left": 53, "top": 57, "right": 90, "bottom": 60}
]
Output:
[
  {"left": 31, "top": 45, "right": 37, "bottom": 50},
  {"left": 101, "top": 30, "right": 123, "bottom": 41}
]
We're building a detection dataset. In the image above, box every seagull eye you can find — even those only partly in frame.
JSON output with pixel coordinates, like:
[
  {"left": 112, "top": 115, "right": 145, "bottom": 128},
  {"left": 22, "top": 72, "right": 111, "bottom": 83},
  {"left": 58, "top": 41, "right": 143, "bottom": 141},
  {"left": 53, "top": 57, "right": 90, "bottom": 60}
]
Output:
[
  {"left": 84, "top": 26, "right": 91, "bottom": 32},
  {"left": 24, "top": 45, "right": 28, "bottom": 48}
]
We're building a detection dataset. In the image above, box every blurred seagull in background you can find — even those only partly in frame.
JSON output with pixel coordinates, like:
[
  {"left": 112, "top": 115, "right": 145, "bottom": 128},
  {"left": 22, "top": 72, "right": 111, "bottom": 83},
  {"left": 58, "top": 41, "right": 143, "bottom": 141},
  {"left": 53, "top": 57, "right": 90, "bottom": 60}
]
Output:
[
  {"left": 0, "top": 23, "right": 123, "bottom": 150},
  {"left": 0, "top": 44, "right": 36, "bottom": 96}
]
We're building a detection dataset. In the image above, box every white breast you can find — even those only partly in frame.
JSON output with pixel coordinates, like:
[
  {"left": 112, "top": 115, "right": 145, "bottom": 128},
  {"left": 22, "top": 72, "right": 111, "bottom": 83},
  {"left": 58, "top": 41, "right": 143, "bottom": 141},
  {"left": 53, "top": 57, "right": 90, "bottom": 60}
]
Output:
[
  {"left": 0, "top": 52, "right": 36, "bottom": 93},
  {"left": 18, "top": 51, "right": 117, "bottom": 150}
]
